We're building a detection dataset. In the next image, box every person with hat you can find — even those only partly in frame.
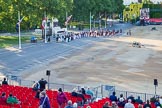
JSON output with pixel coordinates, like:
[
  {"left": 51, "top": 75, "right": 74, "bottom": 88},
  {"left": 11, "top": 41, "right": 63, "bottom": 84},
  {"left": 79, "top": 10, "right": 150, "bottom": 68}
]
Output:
[{"left": 57, "top": 88, "right": 68, "bottom": 108}]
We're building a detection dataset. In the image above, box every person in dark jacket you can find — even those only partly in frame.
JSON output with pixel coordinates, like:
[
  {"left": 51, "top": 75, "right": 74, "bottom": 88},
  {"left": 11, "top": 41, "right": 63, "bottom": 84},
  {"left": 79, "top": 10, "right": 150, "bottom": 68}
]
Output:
[
  {"left": 39, "top": 91, "right": 51, "bottom": 108},
  {"left": 81, "top": 87, "right": 86, "bottom": 95},
  {"left": 135, "top": 96, "right": 143, "bottom": 104},
  {"left": 143, "top": 100, "right": 151, "bottom": 108},
  {"left": 154, "top": 98, "right": 161, "bottom": 108},
  {"left": 71, "top": 88, "right": 86, "bottom": 103},
  {"left": 2, "top": 78, "right": 8, "bottom": 85},
  {"left": 109, "top": 92, "right": 117, "bottom": 102},
  {"left": 127, "top": 94, "right": 135, "bottom": 103},
  {"left": 39, "top": 78, "right": 47, "bottom": 91}
]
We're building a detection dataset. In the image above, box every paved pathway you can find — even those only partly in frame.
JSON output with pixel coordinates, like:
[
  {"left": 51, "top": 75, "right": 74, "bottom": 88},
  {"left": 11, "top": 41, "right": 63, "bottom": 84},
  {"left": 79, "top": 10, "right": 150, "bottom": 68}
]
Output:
[{"left": 0, "top": 23, "right": 132, "bottom": 77}]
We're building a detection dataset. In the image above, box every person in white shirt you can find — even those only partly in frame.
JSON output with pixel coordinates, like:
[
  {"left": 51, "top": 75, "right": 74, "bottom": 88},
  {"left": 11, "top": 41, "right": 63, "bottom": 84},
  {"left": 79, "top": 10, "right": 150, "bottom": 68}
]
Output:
[{"left": 124, "top": 99, "right": 135, "bottom": 108}]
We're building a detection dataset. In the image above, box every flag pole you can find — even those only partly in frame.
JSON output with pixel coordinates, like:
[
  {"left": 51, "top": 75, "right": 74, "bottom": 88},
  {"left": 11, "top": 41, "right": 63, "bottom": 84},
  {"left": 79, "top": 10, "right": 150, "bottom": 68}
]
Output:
[
  {"left": 51, "top": 17, "right": 53, "bottom": 37},
  {"left": 44, "top": 12, "right": 47, "bottom": 43},
  {"left": 105, "top": 12, "right": 107, "bottom": 29},
  {"left": 90, "top": 11, "right": 92, "bottom": 31},
  {"left": 66, "top": 12, "right": 68, "bottom": 30},
  {"left": 18, "top": 11, "right": 21, "bottom": 49}
]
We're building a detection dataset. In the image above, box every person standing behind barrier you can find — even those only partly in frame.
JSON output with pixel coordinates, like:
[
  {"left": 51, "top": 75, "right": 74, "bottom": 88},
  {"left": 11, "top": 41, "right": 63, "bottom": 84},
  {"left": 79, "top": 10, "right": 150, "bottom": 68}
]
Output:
[
  {"left": 57, "top": 88, "right": 68, "bottom": 108},
  {"left": 109, "top": 92, "right": 117, "bottom": 102},
  {"left": 2, "top": 78, "right": 8, "bottom": 85},
  {"left": 39, "top": 78, "right": 47, "bottom": 91},
  {"left": 143, "top": 100, "right": 151, "bottom": 108},
  {"left": 135, "top": 96, "right": 143, "bottom": 104},
  {"left": 32, "top": 81, "right": 40, "bottom": 91},
  {"left": 118, "top": 94, "right": 125, "bottom": 107}
]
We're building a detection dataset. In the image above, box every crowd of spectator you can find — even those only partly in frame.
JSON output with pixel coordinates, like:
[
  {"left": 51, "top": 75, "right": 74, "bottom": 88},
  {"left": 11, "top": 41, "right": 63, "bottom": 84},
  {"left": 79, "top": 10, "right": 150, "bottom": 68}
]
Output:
[
  {"left": 1, "top": 78, "right": 162, "bottom": 108},
  {"left": 107, "top": 91, "right": 162, "bottom": 108}
]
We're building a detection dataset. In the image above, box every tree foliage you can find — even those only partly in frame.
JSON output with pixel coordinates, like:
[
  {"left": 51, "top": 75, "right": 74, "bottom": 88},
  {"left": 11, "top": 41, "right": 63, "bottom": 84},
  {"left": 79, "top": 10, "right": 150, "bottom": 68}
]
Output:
[{"left": 0, "top": 0, "right": 124, "bottom": 32}]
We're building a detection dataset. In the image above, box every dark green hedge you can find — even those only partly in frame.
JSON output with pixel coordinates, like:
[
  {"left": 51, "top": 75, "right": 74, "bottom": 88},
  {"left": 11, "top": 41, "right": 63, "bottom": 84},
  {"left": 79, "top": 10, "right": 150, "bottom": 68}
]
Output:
[{"left": 143, "top": 4, "right": 162, "bottom": 18}]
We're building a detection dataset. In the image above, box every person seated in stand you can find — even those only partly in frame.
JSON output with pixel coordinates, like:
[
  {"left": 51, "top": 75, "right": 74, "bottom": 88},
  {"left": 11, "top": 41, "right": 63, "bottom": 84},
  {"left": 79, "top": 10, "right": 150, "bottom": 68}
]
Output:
[
  {"left": 86, "top": 87, "right": 93, "bottom": 98},
  {"left": 7, "top": 93, "right": 20, "bottom": 104},
  {"left": 71, "top": 88, "right": 86, "bottom": 103},
  {"left": 138, "top": 104, "right": 143, "bottom": 108},
  {"left": 73, "top": 102, "right": 78, "bottom": 108},
  {"left": 71, "top": 88, "right": 78, "bottom": 97},
  {"left": 2, "top": 78, "right": 8, "bottom": 85},
  {"left": 111, "top": 101, "right": 118, "bottom": 108},
  {"left": 135, "top": 96, "right": 143, "bottom": 104},
  {"left": 65, "top": 100, "right": 73, "bottom": 108},
  {"left": 103, "top": 101, "right": 110, "bottom": 108},
  {"left": 124, "top": 99, "right": 135, "bottom": 108},
  {"left": 154, "top": 98, "right": 161, "bottom": 108},
  {"left": 127, "top": 94, "right": 135, "bottom": 103},
  {"left": 0, "top": 92, "right": 7, "bottom": 105},
  {"left": 86, "top": 87, "right": 94, "bottom": 102}
]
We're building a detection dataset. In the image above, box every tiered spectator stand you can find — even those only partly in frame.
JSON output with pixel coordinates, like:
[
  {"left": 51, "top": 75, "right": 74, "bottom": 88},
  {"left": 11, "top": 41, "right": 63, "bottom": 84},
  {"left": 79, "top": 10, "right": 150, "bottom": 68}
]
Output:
[
  {"left": 0, "top": 85, "right": 157, "bottom": 108},
  {"left": 0, "top": 85, "right": 91, "bottom": 108}
]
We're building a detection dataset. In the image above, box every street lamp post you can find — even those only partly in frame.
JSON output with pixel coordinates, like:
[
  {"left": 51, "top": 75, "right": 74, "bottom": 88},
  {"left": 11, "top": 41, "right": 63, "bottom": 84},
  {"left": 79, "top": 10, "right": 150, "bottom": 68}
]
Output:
[{"left": 18, "top": 12, "right": 25, "bottom": 49}]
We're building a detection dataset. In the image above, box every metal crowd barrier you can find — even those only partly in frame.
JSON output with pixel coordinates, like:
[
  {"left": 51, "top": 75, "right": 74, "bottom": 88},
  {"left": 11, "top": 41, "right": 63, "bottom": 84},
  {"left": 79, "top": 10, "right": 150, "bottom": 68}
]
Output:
[{"left": 3, "top": 75, "right": 156, "bottom": 102}]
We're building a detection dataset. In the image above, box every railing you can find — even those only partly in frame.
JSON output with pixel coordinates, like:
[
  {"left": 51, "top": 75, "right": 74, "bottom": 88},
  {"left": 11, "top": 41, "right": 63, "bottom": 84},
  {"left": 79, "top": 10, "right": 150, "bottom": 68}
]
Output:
[
  {"left": 2, "top": 74, "right": 156, "bottom": 102},
  {"left": 115, "top": 90, "right": 155, "bottom": 102}
]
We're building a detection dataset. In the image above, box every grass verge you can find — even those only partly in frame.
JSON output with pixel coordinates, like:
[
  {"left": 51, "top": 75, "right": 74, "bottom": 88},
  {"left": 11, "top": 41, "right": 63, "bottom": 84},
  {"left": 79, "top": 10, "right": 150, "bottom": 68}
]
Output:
[{"left": 0, "top": 36, "right": 31, "bottom": 48}]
